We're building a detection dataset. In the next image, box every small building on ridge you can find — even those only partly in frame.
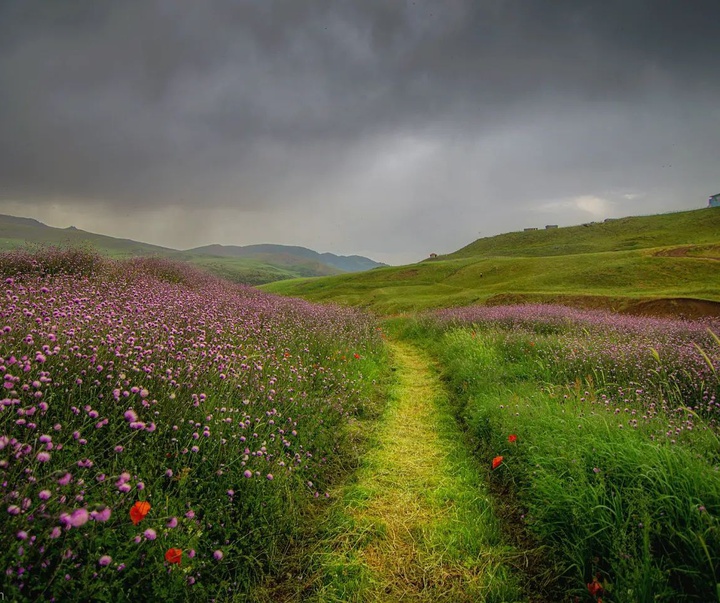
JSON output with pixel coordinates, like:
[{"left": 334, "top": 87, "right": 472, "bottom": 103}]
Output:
[{"left": 709, "top": 193, "right": 720, "bottom": 208}]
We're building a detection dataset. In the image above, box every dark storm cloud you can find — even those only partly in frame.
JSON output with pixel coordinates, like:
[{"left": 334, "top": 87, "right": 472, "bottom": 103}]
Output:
[{"left": 0, "top": 0, "right": 718, "bottom": 259}]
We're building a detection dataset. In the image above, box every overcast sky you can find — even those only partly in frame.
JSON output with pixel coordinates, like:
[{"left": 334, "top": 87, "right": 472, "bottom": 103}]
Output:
[{"left": 1, "top": 1, "right": 718, "bottom": 264}]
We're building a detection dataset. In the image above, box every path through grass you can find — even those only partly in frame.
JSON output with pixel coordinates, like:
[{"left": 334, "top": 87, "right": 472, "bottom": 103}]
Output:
[{"left": 307, "top": 340, "right": 524, "bottom": 602}]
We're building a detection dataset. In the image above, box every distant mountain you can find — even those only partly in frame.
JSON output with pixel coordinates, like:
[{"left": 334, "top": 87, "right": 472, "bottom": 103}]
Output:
[
  {"left": 0, "top": 214, "right": 174, "bottom": 256},
  {"left": 0, "top": 215, "right": 48, "bottom": 229},
  {"left": 188, "top": 243, "right": 386, "bottom": 273},
  {"left": 0, "top": 213, "right": 386, "bottom": 284}
]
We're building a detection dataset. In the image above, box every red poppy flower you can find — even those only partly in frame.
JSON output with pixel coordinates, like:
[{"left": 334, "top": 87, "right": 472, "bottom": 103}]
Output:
[
  {"left": 130, "top": 501, "right": 151, "bottom": 525},
  {"left": 587, "top": 577, "right": 603, "bottom": 596},
  {"left": 508, "top": 434, "right": 517, "bottom": 443},
  {"left": 165, "top": 548, "right": 182, "bottom": 565},
  {"left": 354, "top": 353, "right": 360, "bottom": 359},
  {"left": 491, "top": 455, "right": 503, "bottom": 470}
]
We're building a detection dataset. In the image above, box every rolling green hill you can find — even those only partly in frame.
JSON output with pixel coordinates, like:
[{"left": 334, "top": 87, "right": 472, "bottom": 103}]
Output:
[
  {"left": 0, "top": 214, "right": 383, "bottom": 285},
  {"left": 0, "top": 214, "right": 174, "bottom": 257},
  {"left": 188, "top": 243, "right": 384, "bottom": 272},
  {"left": 261, "top": 208, "right": 720, "bottom": 316},
  {"left": 447, "top": 208, "right": 720, "bottom": 259}
]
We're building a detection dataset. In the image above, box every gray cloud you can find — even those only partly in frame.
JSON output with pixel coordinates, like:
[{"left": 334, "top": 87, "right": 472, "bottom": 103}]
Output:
[{"left": 1, "top": 0, "right": 718, "bottom": 263}]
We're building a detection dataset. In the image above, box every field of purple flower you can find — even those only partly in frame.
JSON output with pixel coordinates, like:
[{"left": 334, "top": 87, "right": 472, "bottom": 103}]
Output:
[
  {"left": 434, "top": 305, "right": 720, "bottom": 439},
  {"left": 401, "top": 305, "right": 720, "bottom": 601},
  {"left": 0, "top": 249, "right": 384, "bottom": 601}
]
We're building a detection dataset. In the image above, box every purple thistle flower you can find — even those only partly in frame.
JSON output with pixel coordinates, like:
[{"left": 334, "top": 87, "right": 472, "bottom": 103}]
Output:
[
  {"left": 166, "top": 517, "right": 178, "bottom": 528},
  {"left": 143, "top": 528, "right": 157, "bottom": 541},
  {"left": 36, "top": 451, "right": 51, "bottom": 463},
  {"left": 91, "top": 507, "right": 111, "bottom": 522},
  {"left": 124, "top": 409, "right": 137, "bottom": 422},
  {"left": 69, "top": 508, "right": 89, "bottom": 527},
  {"left": 98, "top": 555, "right": 112, "bottom": 567},
  {"left": 213, "top": 550, "right": 224, "bottom": 561}
]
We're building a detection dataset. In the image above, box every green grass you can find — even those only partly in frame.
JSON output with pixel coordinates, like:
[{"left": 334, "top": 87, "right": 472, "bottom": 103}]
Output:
[
  {"left": 293, "top": 341, "right": 524, "bottom": 602},
  {"left": 391, "top": 316, "right": 720, "bottom": 602}
]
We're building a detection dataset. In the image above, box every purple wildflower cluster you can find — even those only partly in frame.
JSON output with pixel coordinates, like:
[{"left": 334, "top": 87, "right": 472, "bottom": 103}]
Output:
[
  {"left": 0, "top": 252, "right": 381, "bottom": 599},
  {"left": 431, "top": 304, "right": 720, "bottom": 438}
]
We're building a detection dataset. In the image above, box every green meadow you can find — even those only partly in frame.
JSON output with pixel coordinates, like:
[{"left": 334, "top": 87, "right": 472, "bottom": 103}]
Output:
[
  {"left": 259, "top": 207, "right": 720, "bottom": 602},
  {"left": 384, "top": 308, "right": 720, "bottom": 602},
  {"left": 2, "top": 208, "right": 719, "bottom": 602},
  {"left": 262, "top": 208, "right": 720, "bottom": 315}
]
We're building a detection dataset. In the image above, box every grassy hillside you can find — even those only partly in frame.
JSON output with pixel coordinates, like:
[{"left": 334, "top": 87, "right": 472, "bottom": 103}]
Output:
[
  {"left": 188, "top": 243, "right": 385, "bottom": 272},
  {"left": 447, "top": 208, "right": 720, "bottom": 258},
  {"left": 178, "top": 254, "right": 340, "bottom": 286},
  {"left": 0, "top": 214, "right": 174, "bottom": 257},
  {"left": 262, "top": 208, "right": 720, "bottom": 315}
]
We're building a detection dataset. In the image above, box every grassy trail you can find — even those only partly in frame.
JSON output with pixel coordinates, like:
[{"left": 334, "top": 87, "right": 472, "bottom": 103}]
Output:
[{"left": 307, "top": 340, "right": 523, "bottom": 602}]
